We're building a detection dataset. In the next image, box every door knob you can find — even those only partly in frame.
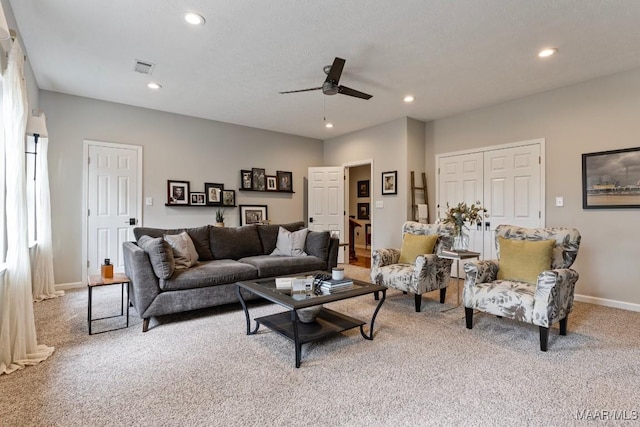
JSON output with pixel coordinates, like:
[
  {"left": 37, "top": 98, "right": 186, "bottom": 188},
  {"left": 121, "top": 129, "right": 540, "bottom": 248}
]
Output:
[{"left": 128, "top": 218, "right": 137, "bottom": 225}]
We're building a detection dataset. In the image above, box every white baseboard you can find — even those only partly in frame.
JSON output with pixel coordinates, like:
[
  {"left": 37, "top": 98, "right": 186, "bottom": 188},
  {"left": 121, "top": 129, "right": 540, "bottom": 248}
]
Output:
[
  {"left": 574, "top": 293, "right": 640, "bottom": 312},
  {"left": 56, "top": 282, "right": 83, "bottom": 291}
]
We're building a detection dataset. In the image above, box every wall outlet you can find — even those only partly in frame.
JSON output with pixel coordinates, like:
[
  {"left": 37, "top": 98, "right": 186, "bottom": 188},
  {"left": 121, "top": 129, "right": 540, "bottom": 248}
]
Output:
[{"left": 555, "top": 196, "right": 564, "bottom": 207}]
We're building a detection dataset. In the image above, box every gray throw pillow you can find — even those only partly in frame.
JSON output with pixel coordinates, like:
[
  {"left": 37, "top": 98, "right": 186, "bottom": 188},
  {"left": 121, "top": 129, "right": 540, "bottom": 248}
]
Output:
[
  {"left": 164, "top": 231, "right": 199, "bottom": 270},
  {"left": 186, "top": 226, "right": 213, "bottom": 260},
  {"left": 305, "top": 231, "right": 331, "bottom": 260},
  {"left": 271, "top": 227, "right": 310, "bottom": 257},
  {"left": 137, "top": 235, "right": 175, "bottom": 279}
]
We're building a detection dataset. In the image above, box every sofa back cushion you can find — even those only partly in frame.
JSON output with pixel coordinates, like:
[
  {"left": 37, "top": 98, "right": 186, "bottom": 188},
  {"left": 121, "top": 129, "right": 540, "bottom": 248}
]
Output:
[
  {"left": 137, "top": 235, "right": 175, "bottom": 279},
  {"left": 257, "top": 221, "right": 305, "bottom": 254},
  {"left": 134, "top": 226, "right": 213, "bottom": 261},
  {"left": 305, "top": 231, "right": 331, "bottom": 260},
  {"left": 210, "top": 225, "right": 263, "bottom": 260}
]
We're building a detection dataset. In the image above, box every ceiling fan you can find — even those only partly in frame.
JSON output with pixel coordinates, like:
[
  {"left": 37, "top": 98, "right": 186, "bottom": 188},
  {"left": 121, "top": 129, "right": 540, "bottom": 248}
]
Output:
[{"left": 279, "top": 57, "right": 373, "bottom": 100}]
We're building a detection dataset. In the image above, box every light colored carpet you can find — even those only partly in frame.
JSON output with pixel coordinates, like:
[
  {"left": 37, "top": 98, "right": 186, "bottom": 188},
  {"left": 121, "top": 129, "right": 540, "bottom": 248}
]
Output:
[{"left": 2, "top": 265, "right": 640, "bottom": 426}]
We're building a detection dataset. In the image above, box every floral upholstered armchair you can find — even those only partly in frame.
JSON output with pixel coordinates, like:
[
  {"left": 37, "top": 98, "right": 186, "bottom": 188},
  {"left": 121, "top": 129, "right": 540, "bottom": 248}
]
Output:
[
  {"left": 371, "top": 221, "right": 454, "bottom": 312},
  {"left": 463, "top": 225, "right": 581, "bottom": 351}
]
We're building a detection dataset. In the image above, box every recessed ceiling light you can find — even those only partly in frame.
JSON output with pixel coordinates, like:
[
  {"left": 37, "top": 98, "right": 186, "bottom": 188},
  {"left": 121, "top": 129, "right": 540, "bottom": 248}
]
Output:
[
  {"left": 538, "top": 48, "right": 558, "bottom": 58},
  {"left": 403, "top": 95, "right": 415, "bottom": 103},
  {"left": 147, "top": 82, "right": 162, "bottom": 90},
  {"left": 184, "top": 12, "right": 206, "bottom": 25},
  {"left": 325, "top": 122, "right": 334, "bottom": 129}
]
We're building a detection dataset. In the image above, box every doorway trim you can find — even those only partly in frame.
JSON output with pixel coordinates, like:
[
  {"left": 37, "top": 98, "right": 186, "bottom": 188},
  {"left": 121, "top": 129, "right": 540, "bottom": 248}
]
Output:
[
  {"left": 81, "top": 139, "right": 143, "bottom": 285},
  {"left": 343, "top": 158, "right": 374, "bottom": 254}
]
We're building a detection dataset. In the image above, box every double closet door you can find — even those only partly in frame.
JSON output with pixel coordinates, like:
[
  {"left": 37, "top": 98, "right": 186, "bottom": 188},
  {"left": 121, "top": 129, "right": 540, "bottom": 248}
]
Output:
[{"left": 437, "top": 140, "right": 544, "bottom": 271}]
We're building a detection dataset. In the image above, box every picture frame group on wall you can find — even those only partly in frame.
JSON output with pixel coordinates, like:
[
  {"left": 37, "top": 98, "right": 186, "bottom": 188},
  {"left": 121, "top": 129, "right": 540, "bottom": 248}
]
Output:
[
  {"left": 204, "top": 182, "right": 225, "bottom": 206},
  {"left": 252, "top": 168, "right": 266, "bottom": 191},
  {"left": 266, "top": 175, "right": 278, "bottom": 191},
  {"left": 190, "top": 192, "right": 206, "bottom": 206},
  {"left": 357, "top": 180, "right": 370, "bottom": 198},
  {"left": 381, "top": 171, "right": 397, "bottom": 195},
  {"left": 222, "top": 189, "right": 236, "bottom": 207},
  {"left": 240, "top": 170, "right": 253, "bottom": 190},
  {"left": 239, "top": 205, "right": 268, "bottom": 226},
  {"left": 167, "top": 180, "right": 190, "bottom": 205},
  {"left": 582, "top": 146, "right": 640, "bottom": 209},
  {"left": 277, "top": 171, "right": 293, "bottom": 192},
  {"left": 357, "top": 202, "right": 370, "bottom": 220}
]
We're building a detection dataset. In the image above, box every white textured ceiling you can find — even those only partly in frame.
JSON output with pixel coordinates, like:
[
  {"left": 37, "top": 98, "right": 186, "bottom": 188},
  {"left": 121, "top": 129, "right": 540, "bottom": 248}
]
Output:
[{"left": 9, "top": 0, "right": 640, "bottom": 140}]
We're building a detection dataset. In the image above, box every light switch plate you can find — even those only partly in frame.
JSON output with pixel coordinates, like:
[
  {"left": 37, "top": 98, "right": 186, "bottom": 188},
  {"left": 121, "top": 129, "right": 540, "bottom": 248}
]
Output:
[
  {"left": 375, "top": 200, "right": 384, "bottom": 208},
  {"left": 555, "top": 196, "right": 564, "bottom": 207},
  {"left": 146, "top": 197, "right": 153, "bottom": 206}
]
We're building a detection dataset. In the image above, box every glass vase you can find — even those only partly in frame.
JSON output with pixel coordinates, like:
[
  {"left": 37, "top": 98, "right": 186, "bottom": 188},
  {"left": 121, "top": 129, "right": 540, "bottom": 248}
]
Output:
[{"left": 452, "top": 231, "right": 470, "bottom": 251}]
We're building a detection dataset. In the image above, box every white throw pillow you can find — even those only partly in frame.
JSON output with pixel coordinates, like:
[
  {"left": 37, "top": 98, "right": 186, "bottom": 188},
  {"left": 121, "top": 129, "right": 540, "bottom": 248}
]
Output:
[
  {"left": 271, "top": 227, "right": 309, "bottom": 257},
  {"left": 164, "top": 231, "right": 199, "bottom": 270}
]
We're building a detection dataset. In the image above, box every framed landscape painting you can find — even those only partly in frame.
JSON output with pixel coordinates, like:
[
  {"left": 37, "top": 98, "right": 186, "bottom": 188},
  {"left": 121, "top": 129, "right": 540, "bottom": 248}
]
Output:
[{"left": 582, "top": 147, "right": 640, "bottom": 209}]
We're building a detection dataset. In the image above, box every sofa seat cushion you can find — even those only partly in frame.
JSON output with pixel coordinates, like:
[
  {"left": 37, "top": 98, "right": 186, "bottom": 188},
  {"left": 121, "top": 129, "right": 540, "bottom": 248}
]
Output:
[
  {"left": 210, "top": 225, "right": 263, "bottom": 260},
  {"left": 239, "top": 255, "right": 327, "bottom": 278},
  {"left": 159, "top": 259, "right": 258, "bottom": 291}
]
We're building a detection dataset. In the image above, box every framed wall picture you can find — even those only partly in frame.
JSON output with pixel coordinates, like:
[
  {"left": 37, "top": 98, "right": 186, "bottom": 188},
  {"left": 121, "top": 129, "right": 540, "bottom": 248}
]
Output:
[
  {"left": 190, "top": 192, "right": 206, "bottom": 206},
  {"left": 277, "top": 170, "right": 293, "bottom": 192},
  {"left": 252, "top": 168, "right": 266, "bottom": 191},
  {"left": 204, "top": 182, "right": 224, "bottom": 205},
  {"left": 167, "top": 180, "right": 190, "bottom": 205},
  {"left": 239, "top": 205, "right": 268, "bottom": 226},
  {"left": 381, "top": 171, "right": 397, "bottom": 195},
  {"left": 357, "top": 180, "right": 370, "bottom": 198},
  {"left": 582, "top": 146, "right": 640, "bottom": 209},
  {"left": 222, "top": 189, "right": 236, "bottom": 206},
  {"left": 266, "top": 175, "right": 278, "bottom": 191},
  {"left": 240, "top": 170, "right": 253, "bottom": 190},
  {"left": 357, "top": 202, "right": 370, "bottom": 220}
]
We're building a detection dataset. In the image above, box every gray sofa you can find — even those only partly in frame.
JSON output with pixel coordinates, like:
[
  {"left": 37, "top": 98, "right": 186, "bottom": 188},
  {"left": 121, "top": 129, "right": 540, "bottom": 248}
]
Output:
[{"left": 123, "top": 221, "right": 339, "bottom": 331}]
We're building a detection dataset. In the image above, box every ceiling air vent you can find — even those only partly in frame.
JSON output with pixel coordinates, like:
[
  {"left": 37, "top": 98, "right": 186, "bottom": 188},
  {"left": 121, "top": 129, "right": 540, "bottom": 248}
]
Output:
[{"left": 132, "top": 59, "right": 155, "bottom": 75}]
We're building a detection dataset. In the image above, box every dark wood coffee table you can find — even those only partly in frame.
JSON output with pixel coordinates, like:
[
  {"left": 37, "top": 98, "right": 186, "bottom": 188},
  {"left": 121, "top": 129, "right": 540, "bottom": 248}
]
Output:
[{"left": 236, "top": 274, "right": 386, "bottom": 368}]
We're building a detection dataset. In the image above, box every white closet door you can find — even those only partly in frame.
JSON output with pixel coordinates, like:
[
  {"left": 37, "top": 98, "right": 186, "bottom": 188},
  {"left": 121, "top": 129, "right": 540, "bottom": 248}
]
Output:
[{"left": 484, "top": 144, "right": 542, "bottom": 258}]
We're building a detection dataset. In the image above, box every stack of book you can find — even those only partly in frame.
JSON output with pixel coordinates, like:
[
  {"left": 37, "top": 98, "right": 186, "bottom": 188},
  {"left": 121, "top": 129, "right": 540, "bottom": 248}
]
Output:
[{"left": 319, "top": 278, "right": 353, "bottom": 294}]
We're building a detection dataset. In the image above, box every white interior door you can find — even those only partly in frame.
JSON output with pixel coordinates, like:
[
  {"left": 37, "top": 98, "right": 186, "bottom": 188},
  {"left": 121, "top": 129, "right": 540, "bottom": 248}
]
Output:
[
  {"left": 86, "top": 143, "right": 141, "bottom": 276},
  {"left": 438, "top": 152, "right": 484, "bottom": 276},
  {"left": 437, "top": 140, "right": 544, "bottom": 269},
  {"left": 308, "top": 166, "right": 345, "bottom": 263},
  {"left": 484, "top": 144, "right": 542, "bottom": 258}
]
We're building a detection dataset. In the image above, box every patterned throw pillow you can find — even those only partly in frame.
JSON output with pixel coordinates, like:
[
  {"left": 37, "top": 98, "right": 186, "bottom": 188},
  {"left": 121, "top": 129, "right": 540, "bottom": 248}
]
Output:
[
  {"left": 164, "top": 231, "right": 199, "bottom": 270},
  {"left": 398, "top": 233, "right": 438, "bottom": 264},
  {"left": 497, "top": 237, "right": 555, "bottom": 284},
  {"left": 270, "top": 227, "right": 310, "bottom": 257}
]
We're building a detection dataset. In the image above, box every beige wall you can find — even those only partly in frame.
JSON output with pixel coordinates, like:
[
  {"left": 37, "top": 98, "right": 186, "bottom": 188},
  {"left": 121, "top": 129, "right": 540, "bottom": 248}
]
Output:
[
  {"left": 324, "top": 117, "right": 410, "bottom": 251},
  {"left": 426, "top": 67, "right": 640, "bottom": 308},
  {"left": 40, "top": 91, "right": 323, "bottom": 285}
]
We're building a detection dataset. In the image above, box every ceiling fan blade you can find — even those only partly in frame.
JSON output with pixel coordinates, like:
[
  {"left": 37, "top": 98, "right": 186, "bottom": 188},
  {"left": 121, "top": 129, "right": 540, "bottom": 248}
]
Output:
[
  {"left": 325, "top": 57, "right": 345, "bottom": 84},
  {"left": 279, "top": 87, "right": 323, "bottom": 94},
  {"left": 338, "top": 85, "right": 373, "bottom": 100}
]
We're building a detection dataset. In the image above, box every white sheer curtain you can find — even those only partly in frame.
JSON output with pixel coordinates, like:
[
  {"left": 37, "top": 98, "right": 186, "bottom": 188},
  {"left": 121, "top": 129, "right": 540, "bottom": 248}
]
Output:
[
  {"left": 0, "top": 41, "right": 54, "bottom": 375},
  {"left": 31, "top": 134, "right": 63, "bottom": 301}
]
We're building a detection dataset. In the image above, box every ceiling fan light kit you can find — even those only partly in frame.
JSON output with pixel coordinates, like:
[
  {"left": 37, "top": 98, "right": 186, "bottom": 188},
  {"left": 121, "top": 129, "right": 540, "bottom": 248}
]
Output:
[{"left": 280, "top": 57, "right": 373, "bottom": 100}]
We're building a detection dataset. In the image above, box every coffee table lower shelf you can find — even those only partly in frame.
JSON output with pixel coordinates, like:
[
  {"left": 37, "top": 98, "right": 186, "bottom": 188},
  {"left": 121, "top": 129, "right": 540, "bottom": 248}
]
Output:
[{"left": 256, "top": 308, "right": 365, "bottom": 345}]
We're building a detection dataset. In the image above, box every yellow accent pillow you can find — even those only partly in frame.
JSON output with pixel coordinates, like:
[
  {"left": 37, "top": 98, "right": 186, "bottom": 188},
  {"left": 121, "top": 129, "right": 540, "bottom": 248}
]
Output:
[
  {"left": 399, "top": 234, "right": 438, "bottom": 264},
  {"left": 497, "top": 237, "right": 555, "bottom": 284}
]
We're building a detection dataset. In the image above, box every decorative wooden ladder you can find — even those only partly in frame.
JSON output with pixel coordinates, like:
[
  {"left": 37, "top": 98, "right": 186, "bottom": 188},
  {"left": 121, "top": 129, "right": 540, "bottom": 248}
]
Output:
[{"left": 410, "top": 171, "right": 428, "bottom": 223}]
